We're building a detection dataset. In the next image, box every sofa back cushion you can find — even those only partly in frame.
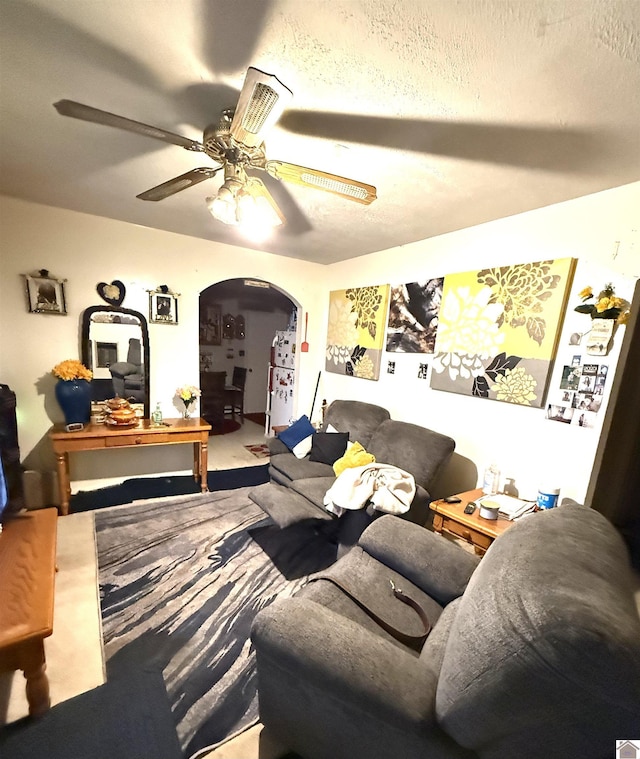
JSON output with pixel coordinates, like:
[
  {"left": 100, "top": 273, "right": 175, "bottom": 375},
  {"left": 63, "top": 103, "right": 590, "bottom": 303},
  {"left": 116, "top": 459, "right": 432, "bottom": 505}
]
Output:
[
  {"left": 367, "top": 420, "right": 455, "bottom": 491},
  {"left": 324, "top": 401, "right": 390, "bottom": 449},
  {"left": 436, "top": 504, "right": 640, "bottom": 759}
]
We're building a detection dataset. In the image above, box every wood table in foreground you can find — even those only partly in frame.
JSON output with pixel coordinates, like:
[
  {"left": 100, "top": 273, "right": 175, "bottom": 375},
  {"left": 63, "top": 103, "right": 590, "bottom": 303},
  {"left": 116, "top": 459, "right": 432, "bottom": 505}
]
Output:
[
  {"left": 429, "top": 488, "right": 515, "bottom": 555},
  {"left": 0, "top": 507, "right": 58, "bottom": 716},
  {"left": 48, "top": 417, "right": 212, "bottom": 516}
]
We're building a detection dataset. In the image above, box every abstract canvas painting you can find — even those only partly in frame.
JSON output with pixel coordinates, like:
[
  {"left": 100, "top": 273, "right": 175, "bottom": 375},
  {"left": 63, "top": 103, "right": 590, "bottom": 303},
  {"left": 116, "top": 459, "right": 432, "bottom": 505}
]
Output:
[
  {"left": 430, "top": 259, "right": 576, "bottom": 407},
  {"left": 326, "top": 285, "right": 390, "bottom": 380},
  {"left": 386, "top": 279, "right": 444, "bottom": 353}
]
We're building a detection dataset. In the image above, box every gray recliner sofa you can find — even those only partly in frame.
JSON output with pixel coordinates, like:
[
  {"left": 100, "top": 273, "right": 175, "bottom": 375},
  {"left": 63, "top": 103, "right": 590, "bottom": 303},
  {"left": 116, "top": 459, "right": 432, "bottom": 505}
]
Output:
[
  {"left": 251, "top": 502, "right": 640, "bottom": 759},
  {"left": 250, "top": 400, "right": 455, "bottom": 536}
]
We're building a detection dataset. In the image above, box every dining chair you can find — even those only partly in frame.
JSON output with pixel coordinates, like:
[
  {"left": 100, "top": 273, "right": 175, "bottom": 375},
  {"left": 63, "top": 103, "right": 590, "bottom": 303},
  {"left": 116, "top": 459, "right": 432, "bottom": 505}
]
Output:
[{"left": 225, "top": 366, "right": 247, "bottom": 423}]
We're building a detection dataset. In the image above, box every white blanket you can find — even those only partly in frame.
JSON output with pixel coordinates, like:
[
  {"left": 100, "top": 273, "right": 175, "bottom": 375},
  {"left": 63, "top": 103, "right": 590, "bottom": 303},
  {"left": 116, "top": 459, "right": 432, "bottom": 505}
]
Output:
[{"left": 323, "top": 463, "right": 416, "bottom": 518}]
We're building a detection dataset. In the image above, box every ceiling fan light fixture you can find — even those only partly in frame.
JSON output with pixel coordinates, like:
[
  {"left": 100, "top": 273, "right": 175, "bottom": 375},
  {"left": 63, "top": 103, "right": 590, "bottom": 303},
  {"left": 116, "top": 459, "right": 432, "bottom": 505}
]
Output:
[
  {"left": 238, "top": 191, "right": 282, "bottom": 229},
  {"left": 206, "top": 190, "right": 238, "bottom": 226}
]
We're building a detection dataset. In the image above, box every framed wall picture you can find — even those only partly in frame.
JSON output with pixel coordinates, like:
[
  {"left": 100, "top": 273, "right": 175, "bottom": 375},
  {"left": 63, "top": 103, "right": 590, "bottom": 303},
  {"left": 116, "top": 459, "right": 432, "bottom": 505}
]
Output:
[
  {"left": 430, "top": 258, "right": 576, "bottom": 407},
  {"left": 325, "top": 284, "right": 390, "bottom": 380},
  {"left": 24, "top": 270, "right": 67, "bottom": 315},
  {"left": 200, "top": 304, "right": 222, "bottom": 345},
  {"left": 148, "top": 286, "right": 179, "bottom": 325}
]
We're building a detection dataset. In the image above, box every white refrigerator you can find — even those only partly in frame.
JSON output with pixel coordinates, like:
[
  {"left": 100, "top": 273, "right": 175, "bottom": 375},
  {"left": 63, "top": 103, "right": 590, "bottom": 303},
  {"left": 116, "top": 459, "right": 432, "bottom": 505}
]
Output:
[{"left": 265, "top": 331, "right": 296, "bottom": 434}]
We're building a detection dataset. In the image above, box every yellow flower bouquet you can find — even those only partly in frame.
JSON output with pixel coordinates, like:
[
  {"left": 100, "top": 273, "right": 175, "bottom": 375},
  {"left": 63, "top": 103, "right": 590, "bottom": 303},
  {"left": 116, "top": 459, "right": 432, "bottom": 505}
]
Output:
[
  {"left": 574, "top": 283, "right": 631, "bottom": 325},
  {"left": 52, "top": 359, "right": 93, "bottom": 381},
  {"left": 176, "top": 384, "right": 201, "bottom": 418}
]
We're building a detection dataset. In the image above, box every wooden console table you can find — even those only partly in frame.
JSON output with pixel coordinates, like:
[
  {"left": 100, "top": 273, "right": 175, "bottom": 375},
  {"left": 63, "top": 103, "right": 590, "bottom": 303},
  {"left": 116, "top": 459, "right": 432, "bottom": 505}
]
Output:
[
  {"left": 429, "top": 488, "right": 515, "bottom": 555},
  {"left": 49, "top": 417, "right": 211, "bottom": 516},
  {"left": 0, "top": 508, "right": 58, "bottom": 716}
]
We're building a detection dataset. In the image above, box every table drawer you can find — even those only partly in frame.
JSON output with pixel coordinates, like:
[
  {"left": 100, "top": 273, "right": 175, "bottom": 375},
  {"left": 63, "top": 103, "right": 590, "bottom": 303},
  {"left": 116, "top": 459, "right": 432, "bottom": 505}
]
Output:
[
  {"left": 441, "top": 517, "right": 493, "bottom": 550},
  {"left": 105, "top": 432, "right": 172, "bottom": 447}
]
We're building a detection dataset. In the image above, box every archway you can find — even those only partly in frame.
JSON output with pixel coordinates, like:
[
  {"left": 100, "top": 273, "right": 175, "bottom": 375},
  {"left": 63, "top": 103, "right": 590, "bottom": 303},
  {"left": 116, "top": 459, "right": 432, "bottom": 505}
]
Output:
[{"left": 199, "top": 278, "right": 297, "bottom": 433}]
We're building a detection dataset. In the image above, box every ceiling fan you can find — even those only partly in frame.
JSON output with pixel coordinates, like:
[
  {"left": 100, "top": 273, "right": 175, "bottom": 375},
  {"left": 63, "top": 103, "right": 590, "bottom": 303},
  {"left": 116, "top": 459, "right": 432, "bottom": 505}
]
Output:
[{"left": 54, "top": 67, "right": 377, "bottom": 231}]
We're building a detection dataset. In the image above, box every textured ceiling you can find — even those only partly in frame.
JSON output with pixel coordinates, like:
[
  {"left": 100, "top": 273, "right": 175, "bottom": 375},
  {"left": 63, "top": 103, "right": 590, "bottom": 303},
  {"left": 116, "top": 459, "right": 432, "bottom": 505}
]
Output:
[{"left": 1, "top": 0, "right": 639, "bottom": 265}]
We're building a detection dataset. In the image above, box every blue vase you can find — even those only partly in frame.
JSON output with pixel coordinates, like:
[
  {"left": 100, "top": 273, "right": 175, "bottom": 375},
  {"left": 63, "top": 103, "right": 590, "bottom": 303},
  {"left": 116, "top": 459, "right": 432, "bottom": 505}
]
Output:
[{"left": 55, "top": 379, "right": 92, "bottom": 426}]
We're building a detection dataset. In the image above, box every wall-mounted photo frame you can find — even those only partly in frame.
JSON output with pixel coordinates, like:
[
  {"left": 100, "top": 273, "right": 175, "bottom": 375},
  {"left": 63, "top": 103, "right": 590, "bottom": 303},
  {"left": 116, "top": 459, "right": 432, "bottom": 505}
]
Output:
[
  {"left": 148, "top": 285, "right": 179, "bottom": 325},
  {"left": 24, "top": 270, "right": 67, "bottom": 315},
  {"left": 200, "top": 304, "right": 222, "bottom": 345}
]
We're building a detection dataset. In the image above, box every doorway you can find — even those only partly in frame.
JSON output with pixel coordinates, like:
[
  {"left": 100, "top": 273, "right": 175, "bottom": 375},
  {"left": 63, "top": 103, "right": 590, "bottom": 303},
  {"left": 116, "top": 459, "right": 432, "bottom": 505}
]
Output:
[{"left": 199, "top": 278, "right": 297, "bottom": 430}]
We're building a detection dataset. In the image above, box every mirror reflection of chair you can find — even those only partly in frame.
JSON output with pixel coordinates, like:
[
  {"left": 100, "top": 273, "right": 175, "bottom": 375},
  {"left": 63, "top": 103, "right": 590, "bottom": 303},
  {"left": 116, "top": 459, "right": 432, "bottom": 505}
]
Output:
[
  {"left": 225, "top": 366, "right": 247, "bottom": 423},
  {"left": 200, "top": 371, "right": 226, "bottom": 431},
  {"left": 109, "top": 338, "right": 145, "bottom": 403}
]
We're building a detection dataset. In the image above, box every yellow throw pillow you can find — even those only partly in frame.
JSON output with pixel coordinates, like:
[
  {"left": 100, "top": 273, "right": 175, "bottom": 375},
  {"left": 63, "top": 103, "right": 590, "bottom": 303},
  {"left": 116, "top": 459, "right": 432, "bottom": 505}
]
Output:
[{"left": 333, "top": 441, "right": 376, "bottom": 476}]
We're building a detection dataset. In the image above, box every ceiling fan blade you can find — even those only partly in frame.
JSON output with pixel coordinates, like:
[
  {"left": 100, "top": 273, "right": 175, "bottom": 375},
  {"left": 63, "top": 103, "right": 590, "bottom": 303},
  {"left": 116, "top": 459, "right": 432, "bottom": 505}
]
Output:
[
  {"left": 265, "top": 161, "right": 377, "bottom": 205},
  {"left": 54, "top": 100, "right": 204, "bottom": 152},
  {"left": 230, "top": 68, "right": 292, "bottom": 149},
  {"left": 243, "top": 177, "right": 286, "bottom": 226},
  {"left": 137, "top": 167, "right": 221, "bottom": 201}
]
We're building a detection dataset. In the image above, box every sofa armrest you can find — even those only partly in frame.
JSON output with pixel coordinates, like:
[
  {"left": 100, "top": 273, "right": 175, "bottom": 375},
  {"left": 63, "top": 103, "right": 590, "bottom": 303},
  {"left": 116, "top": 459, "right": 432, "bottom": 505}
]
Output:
[
  {"left": 358, "top": 515, "right": 480, "bottom": 604},
  {"left": 251, "top": 597, "right": 438, "bottom": 727},
  {"left": 267, "top": 437, "right": 290, "bottom": 455}
]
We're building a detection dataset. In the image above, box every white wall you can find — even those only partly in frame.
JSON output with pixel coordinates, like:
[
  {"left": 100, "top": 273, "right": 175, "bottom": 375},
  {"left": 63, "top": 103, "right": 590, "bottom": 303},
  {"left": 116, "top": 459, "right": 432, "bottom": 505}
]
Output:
[
  {"left": 1, "top": 183, "right": 638, "bottom": 503},
  {"left": 321, "top": 181, "right": 640, "bottom": 503}
]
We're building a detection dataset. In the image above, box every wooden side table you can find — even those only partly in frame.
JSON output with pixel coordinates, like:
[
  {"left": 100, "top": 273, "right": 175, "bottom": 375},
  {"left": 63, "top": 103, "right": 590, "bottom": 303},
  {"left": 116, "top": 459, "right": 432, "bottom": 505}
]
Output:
[
  {"left": 429, "top": 488, "right": 515, "bottom": 555},
  {"left": 49, "top": 417, "right": 211, "bottom": 516},
  {"left": 0, "top": 508, "right": 58, "bottom": 715}
]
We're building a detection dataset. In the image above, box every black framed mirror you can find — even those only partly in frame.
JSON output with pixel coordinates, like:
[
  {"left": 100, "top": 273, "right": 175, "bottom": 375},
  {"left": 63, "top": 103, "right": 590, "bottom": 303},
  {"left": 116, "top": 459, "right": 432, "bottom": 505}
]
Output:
[{"left": 81, "top": 305, "right": 150, "bottom": 417}]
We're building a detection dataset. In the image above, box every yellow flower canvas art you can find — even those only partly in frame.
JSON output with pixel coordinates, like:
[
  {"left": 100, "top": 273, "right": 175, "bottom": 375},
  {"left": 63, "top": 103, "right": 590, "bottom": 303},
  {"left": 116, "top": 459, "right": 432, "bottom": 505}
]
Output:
[
  {"left": 326, "top": 285, "right": 390, "bottom": 380},
  {"left": 430, "top": 259, "right": 576, "bottom": 407}
]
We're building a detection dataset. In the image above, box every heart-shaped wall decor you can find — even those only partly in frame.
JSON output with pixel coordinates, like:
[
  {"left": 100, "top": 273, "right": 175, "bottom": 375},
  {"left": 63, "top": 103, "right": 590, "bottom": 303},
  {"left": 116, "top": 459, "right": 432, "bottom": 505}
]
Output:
[{"left": 96, "top": 280, "right": 126, "bottom": 307}]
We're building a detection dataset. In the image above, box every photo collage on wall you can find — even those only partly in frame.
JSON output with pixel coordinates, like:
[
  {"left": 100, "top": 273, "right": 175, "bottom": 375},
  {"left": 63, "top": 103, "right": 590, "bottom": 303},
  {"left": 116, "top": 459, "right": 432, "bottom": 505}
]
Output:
[{"left": 547, "top": 358, "right": 608, "bottom": 428}]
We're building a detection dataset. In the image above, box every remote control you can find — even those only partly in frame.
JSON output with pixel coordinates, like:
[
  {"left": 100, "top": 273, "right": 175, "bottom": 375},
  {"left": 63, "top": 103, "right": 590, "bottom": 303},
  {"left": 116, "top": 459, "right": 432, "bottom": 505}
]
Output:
[
  {"left": 443, "top": 496, "right": 462, "bottom": 504},
  {"left": 464, "top": 502, "right": 477, "bottom": 515}
]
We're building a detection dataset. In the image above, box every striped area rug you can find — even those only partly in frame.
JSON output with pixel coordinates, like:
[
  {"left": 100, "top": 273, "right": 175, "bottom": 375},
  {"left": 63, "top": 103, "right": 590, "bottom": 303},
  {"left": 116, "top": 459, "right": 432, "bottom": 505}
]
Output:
[{"left": 95, "top": 488, "right": 335, "bottom": 757}]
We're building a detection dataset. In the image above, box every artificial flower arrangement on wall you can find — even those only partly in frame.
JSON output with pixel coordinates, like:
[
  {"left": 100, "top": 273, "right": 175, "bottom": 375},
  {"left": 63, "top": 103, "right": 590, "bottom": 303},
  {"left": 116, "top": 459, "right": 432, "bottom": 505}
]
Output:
[
  {"left": 430, "top": 258, "right": 576, "bottom": 407},
  {"left": 574, "top": 283, "right": 631, "bottom": 324},
  {"left": 575, "top": 283, "right": 631, "bottom": 356}
]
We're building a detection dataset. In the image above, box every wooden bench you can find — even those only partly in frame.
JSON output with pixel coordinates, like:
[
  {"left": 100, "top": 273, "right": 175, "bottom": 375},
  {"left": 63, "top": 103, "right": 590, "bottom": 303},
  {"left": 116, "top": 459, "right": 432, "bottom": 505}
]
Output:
[{"left": 0, "top": 508, "right": 58, "bottom": 716}]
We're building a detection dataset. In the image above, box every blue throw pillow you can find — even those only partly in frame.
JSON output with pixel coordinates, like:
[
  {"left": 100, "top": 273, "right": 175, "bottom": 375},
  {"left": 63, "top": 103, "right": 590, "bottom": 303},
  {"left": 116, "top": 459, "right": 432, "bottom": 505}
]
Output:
[{"left": 278, "top": 415, "right": 316, "bottom": 457}]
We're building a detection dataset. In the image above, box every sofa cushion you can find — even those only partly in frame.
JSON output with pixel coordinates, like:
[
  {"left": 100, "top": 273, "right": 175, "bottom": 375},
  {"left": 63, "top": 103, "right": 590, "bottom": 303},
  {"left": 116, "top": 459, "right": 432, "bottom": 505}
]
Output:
[
  {"left": 324, "top": 400, "right": 390, "bottom": 448},
  {"left": 368, "top": 420, "right": 454, "bottom": 491},
  {"left": 290, "top": 476, "right": 337, "bottom": 510},
  {"left": 277, "top": 415, "right": 315, "bottom": 458},
  {"left": 309, "top": 432, "right": 349, "bottom": 465},
  {"left": 269, "top": 452, "right": 335, "bottom": 484},
  {"left": 299, "top": 546, "right": 444, "bottom": 655},
  {"left": 249, "top": 482, "right": 334, "bottom": 528},
  {"left": 436, "top": 504, "right": 640, "bottom": 758}
]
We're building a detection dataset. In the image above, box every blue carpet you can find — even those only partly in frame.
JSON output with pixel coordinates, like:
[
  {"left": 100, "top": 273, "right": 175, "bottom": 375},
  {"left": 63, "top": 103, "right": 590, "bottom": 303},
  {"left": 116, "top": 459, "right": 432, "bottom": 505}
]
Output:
[
  {"left": 70, "top": 464, "right": 269, "bottom": 512},
  {"left": 0, "top": 669, "right": 181, "bottom": 759}
]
